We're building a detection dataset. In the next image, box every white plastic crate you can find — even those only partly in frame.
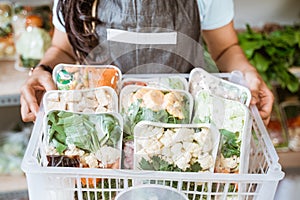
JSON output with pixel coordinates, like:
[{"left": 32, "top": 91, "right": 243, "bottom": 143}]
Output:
[{"left": 21, "top": 72, "right": 285, "bottom": 200}]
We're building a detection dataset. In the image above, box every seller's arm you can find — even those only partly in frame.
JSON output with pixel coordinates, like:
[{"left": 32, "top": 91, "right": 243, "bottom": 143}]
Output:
[
  {"left": 20, "top": 28, "right": 76, "bottom": 122},
  {"left": 202, "top": 21, "right": 274, "bottom": 125}
]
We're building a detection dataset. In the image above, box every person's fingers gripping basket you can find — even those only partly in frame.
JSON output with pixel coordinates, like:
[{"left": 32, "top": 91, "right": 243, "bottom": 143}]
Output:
[{"left": 21, "top": 70, "right": 285, "bottom": 200}]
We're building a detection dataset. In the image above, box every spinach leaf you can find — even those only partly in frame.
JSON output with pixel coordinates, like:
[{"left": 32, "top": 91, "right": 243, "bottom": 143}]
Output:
[{"left": 219, "top": 129, "right": 241, "bottom": 158}]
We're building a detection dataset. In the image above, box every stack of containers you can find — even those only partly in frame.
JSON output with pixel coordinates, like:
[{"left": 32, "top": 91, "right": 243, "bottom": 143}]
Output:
[
  {"left": 42, "top": 64, "right": 123, "bottom": 187},
  {"left": 38, "top": 64, "right": 254, "bottom": 198},
  {"left": 120, "top": 74, "right": 221, "bottom": 174}
]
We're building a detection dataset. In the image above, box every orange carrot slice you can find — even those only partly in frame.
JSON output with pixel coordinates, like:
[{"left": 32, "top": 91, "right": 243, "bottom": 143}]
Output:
[{"left": 97, "top": 68, "right": 119, "bottom": 89}]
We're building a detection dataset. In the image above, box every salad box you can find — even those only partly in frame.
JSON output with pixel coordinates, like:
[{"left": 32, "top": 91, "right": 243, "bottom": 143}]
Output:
[
  {"left": 53, "top": 64, "right": 122, "bottom": 92},
  {"left": 189, "top": 68, "right": 251, "bottom": 106},
  {"left": 43, "top": 86, "right": 118, "bottom": 113},
  {"left": 192, "top": 90, "right": 252, "bottom": 174},
  {"left": 133, "top": 121, "right": 220, "bottom": 173},
  {"left": 120, "top": 85, "right": 193, "bottom": 137}
]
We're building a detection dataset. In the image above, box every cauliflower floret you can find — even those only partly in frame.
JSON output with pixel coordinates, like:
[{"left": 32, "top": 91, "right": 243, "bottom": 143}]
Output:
[
  {"left": 197, "top": 153, "right": 213, "bottom": 171},
  {"left": 220, "top": 155, "right": 239, "bottom": 170},
  {"left": 174, "top": 152, "right": 191, "bottom": 171},
  {"left": 171, "top": 143, "right": 183, "bottom": 162},
  {"left": 95, "top": 146, "right": 120, "bottom": 166},
  {"left": 194, "top": 128, "right": 209, "bottom": 144},
  {"left": 159, "top": 129, "right": 174, "bottom": 148},
  {"left": 173, "top": 128, "right": 194, "bottom": 143},
  {"left": 142, "top": 139, "right": 163, "bottom": 155},
  {"left": 161, "top": 147, "right": 173, "bottom": 164},
  {"left": 64, "top": 144, "right": 85, "bottom": 157},
  {"left": 84, "top": 153, "right": 99, "bottom": 168}
]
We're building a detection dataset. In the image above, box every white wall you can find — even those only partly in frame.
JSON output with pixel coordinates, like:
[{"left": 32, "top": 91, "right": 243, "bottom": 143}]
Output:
[{"left": 233, "top": 0, "right": 300, "bottom": 29}]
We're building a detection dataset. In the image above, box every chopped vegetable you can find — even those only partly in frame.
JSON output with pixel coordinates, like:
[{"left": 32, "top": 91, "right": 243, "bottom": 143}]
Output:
[
  {"left": 134, "top": 123, "right": 219, "bottom": 173},
  {"left": 46, "top": 110, "right": 122, "bottom": 169},
  {"left": 54, "top": 65, "right": 121, "bottom": 92},
  {"left": 121, "top": 87, "right": 191, "bottom": 138}
]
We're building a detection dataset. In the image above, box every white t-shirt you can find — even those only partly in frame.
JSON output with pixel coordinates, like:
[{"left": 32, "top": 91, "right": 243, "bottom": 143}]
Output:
[{"left": 52, "top": 0, "right": 234, "bottom": 32}]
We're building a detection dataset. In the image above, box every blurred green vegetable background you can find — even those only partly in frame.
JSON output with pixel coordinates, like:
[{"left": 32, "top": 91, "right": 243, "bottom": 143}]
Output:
[{"left": 238, "top": 24, "right": 300, "bottom": 93}]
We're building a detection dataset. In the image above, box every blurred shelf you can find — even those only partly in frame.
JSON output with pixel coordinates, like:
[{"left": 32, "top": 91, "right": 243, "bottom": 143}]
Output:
[
  {"left": 0, "top": 61, "right": 28, "bottom": 107},
  {"left": 0, "top": 175, "right": 28, "bottom": 200},
  {"left": 278, "top": 151, "right": 300, "bottom": 169},
  {"left": 0, "top": 175, "right": 28, "bottom": 192}
]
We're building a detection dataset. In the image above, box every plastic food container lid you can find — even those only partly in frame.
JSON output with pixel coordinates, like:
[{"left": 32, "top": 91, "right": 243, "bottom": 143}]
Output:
[
  {"left": 115, "top": 184, "right": 188, "bottom": 200},
  {"left": 52, "top": 63, "right": 122, "bottom": 92},
  {"left": 121, "top": 75, "right": 188, "bottom": 91},
  {"left": 188, "top": 68, "right": 251, "bottom": 106}
]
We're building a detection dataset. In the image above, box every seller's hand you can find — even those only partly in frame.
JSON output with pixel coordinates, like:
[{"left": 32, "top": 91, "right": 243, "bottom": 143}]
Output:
[
  {"left": 243, "top": 69, "right": 274, "bottom": 125},
  {"left": 20, "top": 67, "right": 56, "bottom": 122}
]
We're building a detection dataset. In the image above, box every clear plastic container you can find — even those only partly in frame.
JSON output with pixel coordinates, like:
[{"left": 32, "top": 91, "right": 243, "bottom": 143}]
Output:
[
  {"left": 121, "top": 75, "right": 188, "bottom": 90},
  {"left": 133, "top": 121, "right": 220, "bottom": 173},
  {"left": 53, "top": 64, "right": 122, "bottom": 93},
  {"left": 266, "top": 103, "right": 289, "bottom": 152},
  {"left": 280, "top": 100, "right": 300, "bottom": 151},
  {"left": 189, "top": 68, "right": 251, "bottom": 106},
  {"left": 115, "top": 184, "right": 188, "bottom": 200},
  {"left": 21, "top": 72, "right": 285, "bottom": 200},
  {"left": 0, "top": 1, "right": 15, "bottom": 60},
  {"left": 119, "top": 85, "right": 193, "bottom": 137},
  {"left": 192, "top": 90, "right": 252, "bottom": 174},
  {"left": 43, "top": 86, "right": 119, "bottom": 113},
  {"left": 43, "top": 110, "right": 123, "bottom": 170},
  {"left": 12, "top": 0, "right": 53, "bottom": 70}
]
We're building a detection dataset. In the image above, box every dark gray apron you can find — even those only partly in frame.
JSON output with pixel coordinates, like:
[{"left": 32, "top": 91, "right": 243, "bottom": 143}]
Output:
[{"left": 85, "top": 0, "right": 205, "bottom": 74}]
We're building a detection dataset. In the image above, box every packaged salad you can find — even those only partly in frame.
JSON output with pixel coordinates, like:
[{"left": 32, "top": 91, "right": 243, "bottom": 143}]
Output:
[
  {"left": 53, "top": 64, "right": 122, "bottom": 93},
  {"left": 43, "top": 86, "right": 118, "bottom": 113},
  {"left": 192, "top": 90, "right": 252, "bottom": 174},
  {"left": 120, "top": 85, "right": 193, "bottom": 138},
  {"left": 43, "top": 110, "right": 123, "bottom": 173},
  {"left": 133, "top": 121, "right": 220, "bottom": 173},
  {"left": 12, "top": 0, "right": 53, "bottom": 70},
  {"left": 0, "top": 1, "right": 15, "bottom": 60},
  {"left": 189, "top": 68, "right": 251, "bottom": 106},
  {"left": 121, "top": 75, "right": 188, "bottom": 90}
]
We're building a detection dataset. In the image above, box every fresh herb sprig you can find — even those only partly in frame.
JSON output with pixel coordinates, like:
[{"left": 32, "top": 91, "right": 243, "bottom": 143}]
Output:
[
  {"left": 219, "top": 129, "right": 241, "bottom": 158},
  {"left": 139, "top": 156, "right": 202, "bottom": 172}
]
